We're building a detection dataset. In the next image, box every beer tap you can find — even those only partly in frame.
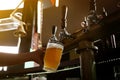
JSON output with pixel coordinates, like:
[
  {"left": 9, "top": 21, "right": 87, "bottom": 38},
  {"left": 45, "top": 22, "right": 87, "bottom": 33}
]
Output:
[
  {"left": 59, "top": 5, "right": 73, "bottom": 43},
  {"left": 102, "top": 7, "right": 108, "bottom": 17},
  {"left": 49, "top": 25, "right": 58, "bottom": 42},
  {"left": 86, "top": 0, "right": 99, "bottom": 27},
  {"left": 96, "top": 7, "right": 108, "bottom": 21},
  {"left": 80, "top": 0, "right": 105, "bottom": 32},
  {"left": 72, "top": 0, "right": 109, "bottom": 40}
]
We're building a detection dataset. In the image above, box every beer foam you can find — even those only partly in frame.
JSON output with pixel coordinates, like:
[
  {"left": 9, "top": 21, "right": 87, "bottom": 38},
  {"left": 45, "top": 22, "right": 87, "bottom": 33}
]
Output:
[{"left": 47, "top": 43, "right": 64, "bottom": 49}]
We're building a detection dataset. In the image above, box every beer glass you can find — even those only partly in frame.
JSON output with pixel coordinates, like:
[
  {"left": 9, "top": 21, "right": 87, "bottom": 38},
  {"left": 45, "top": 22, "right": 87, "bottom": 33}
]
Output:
[
  {"left": 43, "top": 41, "right": 64, "bottom": 72},
  {"left": 43, "top": 26, "right": 64, "bottom": 72}
]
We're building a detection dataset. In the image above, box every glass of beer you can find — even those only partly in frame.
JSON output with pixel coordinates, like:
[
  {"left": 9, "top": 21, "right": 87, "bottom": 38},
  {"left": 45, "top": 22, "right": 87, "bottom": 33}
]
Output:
[{"left": 43, "top": 41, "right": 64, "bottom": 72}]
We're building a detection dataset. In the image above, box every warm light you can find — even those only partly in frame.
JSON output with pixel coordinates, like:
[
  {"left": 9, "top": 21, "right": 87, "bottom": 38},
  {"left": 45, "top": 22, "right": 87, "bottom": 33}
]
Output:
[
  {"left": 50, "top": 0, "right": 59, "bottom": 7},
  {"left": 0, "top": 46, "right": 18, "bottom": 72},
  {"left": 0, "top": 37, "right": 21, "bottom": 54},
  {"left": 0, "top": 67, "right": 2, "bottom": 71},
  {"left": 3, "top": 66, "right": 7, "bottom": 71},
  {"left": 55, "top": 0, "right": 59, "bottom": 7},
  {"left": 37, "top": 1, "right": 42, "bottom": 33},
  {"left": 0, "top": 0, "right": 23, "bottom": 10},
  {"left": 0, "top": 46, "right": 19, "bottom": 54}
]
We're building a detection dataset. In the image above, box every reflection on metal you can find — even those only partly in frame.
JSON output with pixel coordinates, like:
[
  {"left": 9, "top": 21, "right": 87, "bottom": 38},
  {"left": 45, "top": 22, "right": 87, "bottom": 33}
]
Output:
[
  {"left": 97, "top": 57, "right": 120, "bottom": 64},
  {"left": 59, "top": 5, "right": 73, "bottom": 44},
  {"left": 27, "top": 66, "right": 80, "bottom": 75},
  {"left": 13, "top": 22, "right": 27, "bottom": 37},
  {"left": 111, "top": 34, "right": 116, "bottom": 48}
]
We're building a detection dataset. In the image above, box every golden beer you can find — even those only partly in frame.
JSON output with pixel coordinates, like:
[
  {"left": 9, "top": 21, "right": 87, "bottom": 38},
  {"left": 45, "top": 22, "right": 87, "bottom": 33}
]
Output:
[{"left": 43, "top": 43, "right": 63, "bottom": 72}]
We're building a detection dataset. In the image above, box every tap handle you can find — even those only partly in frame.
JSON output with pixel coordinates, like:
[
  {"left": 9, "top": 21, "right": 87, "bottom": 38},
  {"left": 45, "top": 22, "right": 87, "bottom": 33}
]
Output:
[
  {"left": 61, "top": 5, "right": 68, "bottom": 29},
  {"left": 52, "top": 25, "right": 57, "bottom": 35},
  {"left": 89, "top": 0, "right": 96, "bottom": 11},
  {"left": 102, "top": 7, "right": 107, "bottom": 17},
  {"left": 62, "top": 5, "right": 68, "bottom": 21}
]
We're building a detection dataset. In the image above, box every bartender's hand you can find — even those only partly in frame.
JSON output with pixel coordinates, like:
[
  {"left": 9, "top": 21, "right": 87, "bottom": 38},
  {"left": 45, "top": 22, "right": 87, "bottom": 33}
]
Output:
[{"left": 33, "top": 48, "right": 45, "bottom": 66}]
